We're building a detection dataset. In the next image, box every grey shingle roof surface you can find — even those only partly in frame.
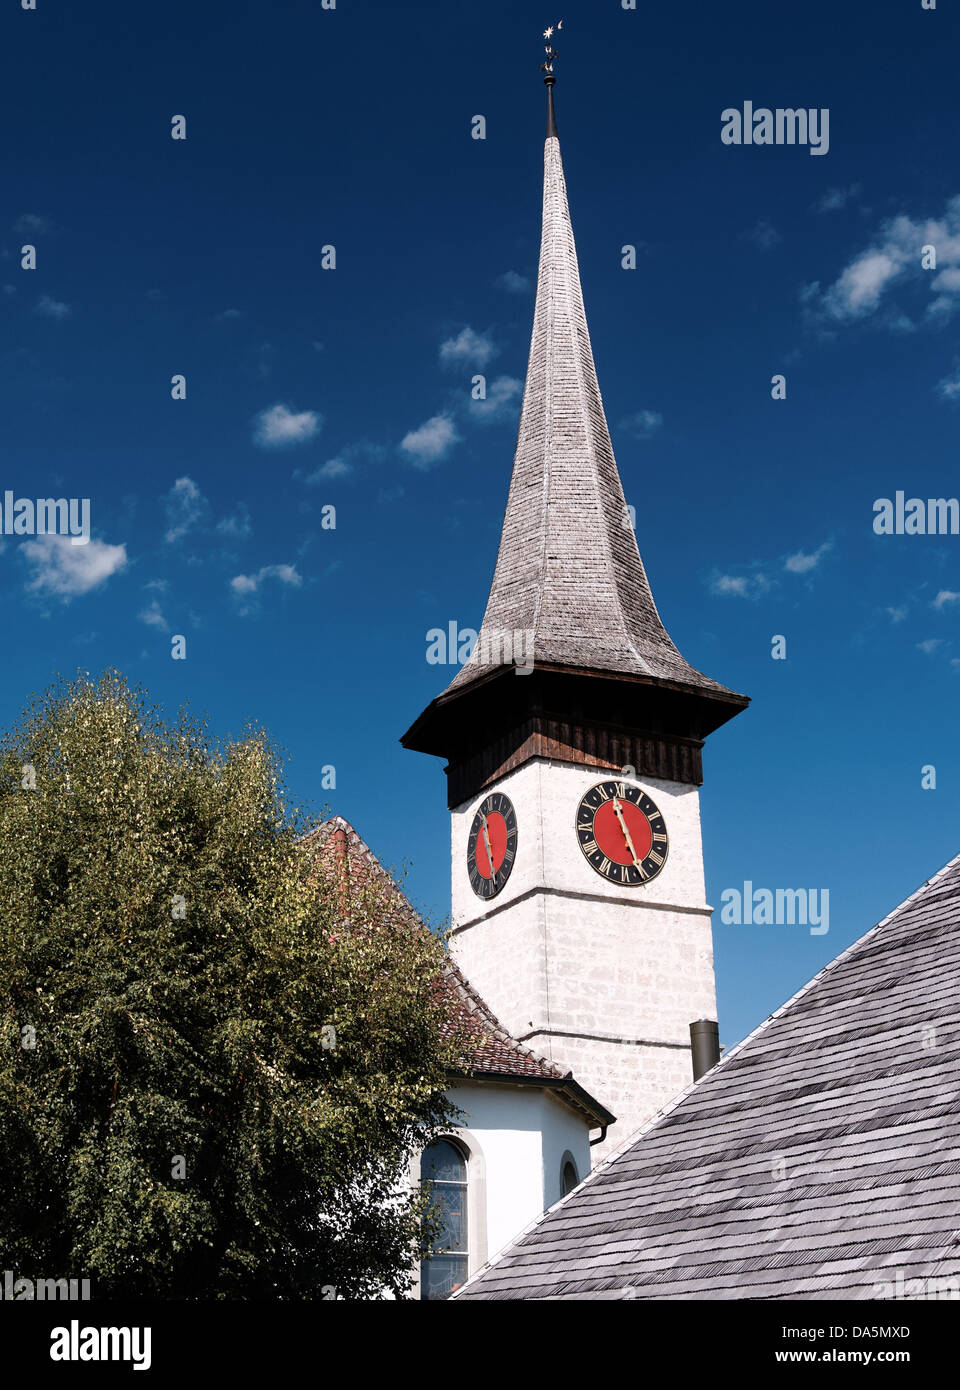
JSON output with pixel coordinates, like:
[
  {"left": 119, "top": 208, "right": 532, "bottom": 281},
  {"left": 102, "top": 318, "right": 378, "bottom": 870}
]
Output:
[
  {"left": 445, "top": 126, "right": 738, "bottom": 700},
  {"left": 453, "top": 852, "right": 960, "bottom": 1300}
]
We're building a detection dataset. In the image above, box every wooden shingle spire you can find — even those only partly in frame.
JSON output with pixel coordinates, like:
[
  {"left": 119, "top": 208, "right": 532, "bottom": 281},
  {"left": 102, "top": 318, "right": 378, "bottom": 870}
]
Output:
[
  {"left": 448, "top": 82, "right": 735, "bottom": 697},
  {"left": 403, "top": 73, "right": 748, "bottom": 806}
]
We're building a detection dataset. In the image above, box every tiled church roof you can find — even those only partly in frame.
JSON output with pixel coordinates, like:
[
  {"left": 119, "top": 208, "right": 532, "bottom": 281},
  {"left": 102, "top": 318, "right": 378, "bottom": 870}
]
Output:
[
  {"left": 454, "top": 851, "right": 960, "bottom": 1300},
  {"left": 440, "top": 953, "right": 566, "bottom": 1082},
  {"left": 442, "top": 98, "right": 742, "bottom": 702},
  {"left": 302, "top": 817, "right": 612, "bottom": 1123}
]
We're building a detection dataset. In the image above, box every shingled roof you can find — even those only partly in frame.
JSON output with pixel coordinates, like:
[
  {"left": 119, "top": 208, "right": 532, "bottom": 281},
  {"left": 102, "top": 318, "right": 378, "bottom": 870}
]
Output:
[
  {"left": 302, "top": 817, "right": 613, "bottom": 1126},
  {"left": 442, "top": 90, "right": 739, "bottom": 702},
  {"left": 453, "top": 850, "right": 960, "bottom": 1300}
]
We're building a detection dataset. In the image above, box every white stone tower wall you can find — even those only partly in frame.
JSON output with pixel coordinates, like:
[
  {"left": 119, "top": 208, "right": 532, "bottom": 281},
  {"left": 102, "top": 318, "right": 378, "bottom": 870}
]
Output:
[{"left": 450, "top": 759, "right": 717, "bottom": 1155}]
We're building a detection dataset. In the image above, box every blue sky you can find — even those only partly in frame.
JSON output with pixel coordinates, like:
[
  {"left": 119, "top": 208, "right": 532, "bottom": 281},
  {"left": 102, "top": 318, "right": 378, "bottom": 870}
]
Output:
[{"left": 2, "top": 0, "right": 960, "bottom": 1050}]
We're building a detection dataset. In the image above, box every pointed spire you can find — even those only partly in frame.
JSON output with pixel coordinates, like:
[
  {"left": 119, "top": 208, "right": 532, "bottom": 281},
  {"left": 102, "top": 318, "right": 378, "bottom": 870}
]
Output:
[
  {"left": 444, "top": 80, "right": 734, "bottom": 699},
  {"left": 401, "top": 61, "right": 747, "bottom": 792}
]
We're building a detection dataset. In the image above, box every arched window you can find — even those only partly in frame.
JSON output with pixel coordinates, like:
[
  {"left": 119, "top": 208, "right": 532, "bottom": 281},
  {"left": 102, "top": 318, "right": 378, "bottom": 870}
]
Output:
[
  {"left": 420, "top": 1139, "right": 469, "bottom": 1300},
  {"left": 561, "top": 1158, "right": 579, "bottom": 1196}
]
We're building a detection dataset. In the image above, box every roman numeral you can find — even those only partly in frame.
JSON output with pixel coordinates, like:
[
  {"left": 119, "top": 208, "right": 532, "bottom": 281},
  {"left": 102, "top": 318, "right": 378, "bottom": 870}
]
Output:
[
  {"left": 582, "top": 838, "right": 598, "bottom": 856},
  {"left": 614, "top": 782, "right": 626, "bottom": 799},
  {"left": 648, "top": 850, "right": 664, "bottom": 867}
]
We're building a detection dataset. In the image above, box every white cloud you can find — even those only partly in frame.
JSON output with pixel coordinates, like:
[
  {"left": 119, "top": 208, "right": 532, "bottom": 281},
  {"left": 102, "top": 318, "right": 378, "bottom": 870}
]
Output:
[
  {"left": 824, "top": 251, "right": 902, "bottom": 320},
  {"left": 743, "top": 220, "right": 781, "bottom": 251},
  {"left": 711, "top": 574, "right": 750, "bottom": 597},
  {"left": 933, "top": 589, "right": 960, "bottom": 610},
  {"left": 216, "top": 505, "right": 252, "bottom": 538},
  {"left": 618, "top": 410, "right": 663, "bottom": 441},
  {"left": 804, "top": 195, "right": 960, "bottom": 326},
  {"left": 14, "top": 212, "right": 52, "bottom": 236},
  {"left": 298, "top": 441, "right": 385, "bottom": 484},
  {"left": 22, "top": 534, "right": 127, "bottom": 600},
  {"left": 230, "top": 563, "right": 301, "bottom": 597},
  {"left": 439, "top": 327, "right": 497, "bottom": 369},
  {"left": 229, "top": 564, "right": 302, "bottom": 615},
  {"left": 36, "top": 295, "right": 70, "bottom": 319},
  {"left": 309, "top": 457, "right": 352, "bottom": 480},
  {"left": 469, "top": 375, "right": 522, "bottom": 423},
  {"left": 496, "top": 270, "right": 530, "bottom": 293},
  {"left": 784, "top": 541, "right": 833, "bottom": 574},
  {"left": 814, "top": 184, "right": 862, "bottom": 213},
  {"left": 164, "top": 476, "right": 209, "bottom": 544},
  {"left": 254, "top": 402, "right": 321, "bottom": 448},
  {"left": 139, "top": 599, "right": 169, "bottom": 631},
  {"left": 886, "top": 604, "right": 908, "bottom": 624},
  {"left": 709, "top": 571, "right": 771, "bottom": 599},
  {"left": 917, "top": 638, "right": 944, "bottom": 654},
  {"left": 937, "top": 365, "right": 960, "bottom": 400},
  {"left": 400, "top": 414, "right": 459, "bottom": 468}
]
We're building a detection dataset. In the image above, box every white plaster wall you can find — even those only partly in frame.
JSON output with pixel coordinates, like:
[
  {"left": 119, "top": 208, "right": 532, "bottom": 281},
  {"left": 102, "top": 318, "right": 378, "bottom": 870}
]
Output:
[
  {"left": 449, "top": 758, "right": 717, "bottom": 1158},
  {"left": 445, "top": 1081, "right": 592, "bottom": 1264},
  {"left": 451, "top": 759, "right": 707, "bottom": 929}
]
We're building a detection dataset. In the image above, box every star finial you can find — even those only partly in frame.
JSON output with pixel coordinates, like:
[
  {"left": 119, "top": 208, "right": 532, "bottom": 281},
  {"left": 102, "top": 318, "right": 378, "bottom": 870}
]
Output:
[{"left": 540, "top": 19, "right": 563, "bottom": 75}]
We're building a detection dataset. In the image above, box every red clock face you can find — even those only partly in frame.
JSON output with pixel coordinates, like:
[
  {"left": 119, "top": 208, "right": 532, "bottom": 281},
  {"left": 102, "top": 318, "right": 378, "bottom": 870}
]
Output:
[
  {"left": 467, "top": 792, "right": 517, "bottom": 899},
  {"left": 576, "top": 780, "right": 668, "bottom": 886}
]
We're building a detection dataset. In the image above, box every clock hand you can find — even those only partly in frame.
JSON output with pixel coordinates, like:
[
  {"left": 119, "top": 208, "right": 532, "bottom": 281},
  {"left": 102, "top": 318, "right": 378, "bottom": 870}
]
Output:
[
  {"left": 612, "top": 797, "right": 642, "bottom": 868},
  {"left": 480, "top": 814, "right": 496, "bottom": 881}
]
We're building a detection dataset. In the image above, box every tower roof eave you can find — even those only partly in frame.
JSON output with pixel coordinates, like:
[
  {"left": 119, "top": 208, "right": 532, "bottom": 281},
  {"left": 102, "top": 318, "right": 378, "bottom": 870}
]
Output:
[{"left": 401, "top": 661, "right": 750, "bottom": 762}]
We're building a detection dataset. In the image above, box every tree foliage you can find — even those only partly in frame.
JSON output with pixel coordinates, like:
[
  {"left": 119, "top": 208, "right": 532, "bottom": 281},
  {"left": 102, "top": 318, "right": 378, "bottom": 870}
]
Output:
[{"left": 0, "top": 673, "right": 464, "bottom": 1298}]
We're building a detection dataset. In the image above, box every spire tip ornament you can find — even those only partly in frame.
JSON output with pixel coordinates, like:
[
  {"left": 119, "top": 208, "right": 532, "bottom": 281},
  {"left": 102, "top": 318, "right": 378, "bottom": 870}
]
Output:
[
  {"left": 540, "top": 19, "right": 562, "bottom": 137},
  {"left": 540, "top": 17, "right": 562, "bottom": 76}
]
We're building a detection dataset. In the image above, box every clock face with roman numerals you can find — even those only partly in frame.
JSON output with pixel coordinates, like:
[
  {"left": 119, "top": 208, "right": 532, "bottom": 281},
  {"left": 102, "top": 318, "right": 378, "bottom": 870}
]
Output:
[
  {"left": 467, "top": 791, "right": 518, "bottom": 899},
  {"left": 575, "top": 780, "right": 668, "bottom": 886}
]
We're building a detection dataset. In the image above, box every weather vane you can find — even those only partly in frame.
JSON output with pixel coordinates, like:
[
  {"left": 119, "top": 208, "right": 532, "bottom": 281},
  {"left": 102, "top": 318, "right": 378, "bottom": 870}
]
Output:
[{"left": 540, "top": 19, "right": 562, "bottom": 77}]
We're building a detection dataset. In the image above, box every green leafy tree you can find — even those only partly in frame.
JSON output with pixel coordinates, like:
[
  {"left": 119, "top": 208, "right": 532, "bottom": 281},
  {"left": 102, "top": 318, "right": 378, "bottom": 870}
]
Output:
[{"left": 0, "top": 673, "right": 467, "bottom": 1299}]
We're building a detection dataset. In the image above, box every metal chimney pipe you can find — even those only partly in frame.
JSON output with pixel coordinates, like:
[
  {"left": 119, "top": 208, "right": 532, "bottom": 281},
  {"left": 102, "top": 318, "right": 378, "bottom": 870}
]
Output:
[{"left": 689, "top": 1019, "right": 721, "bottom": 1081}]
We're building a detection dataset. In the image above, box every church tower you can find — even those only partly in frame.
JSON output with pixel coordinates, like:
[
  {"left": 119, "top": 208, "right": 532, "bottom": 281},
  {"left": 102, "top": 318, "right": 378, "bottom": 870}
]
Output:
[{"left": 402, "top": 63, "right": 749, "bottom": 1153}]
